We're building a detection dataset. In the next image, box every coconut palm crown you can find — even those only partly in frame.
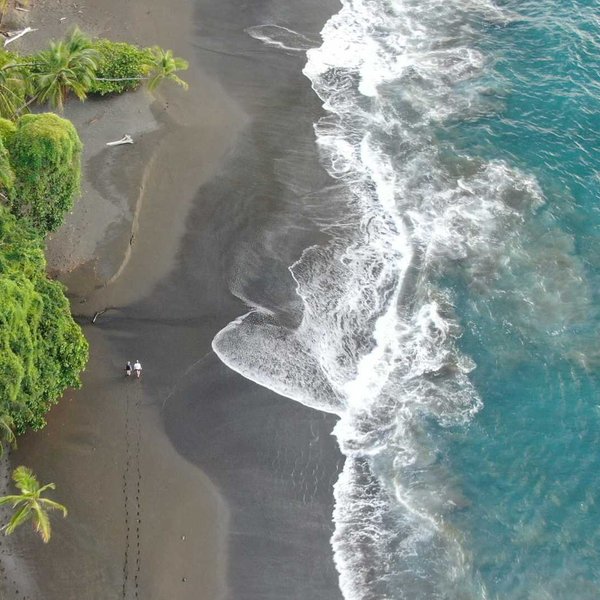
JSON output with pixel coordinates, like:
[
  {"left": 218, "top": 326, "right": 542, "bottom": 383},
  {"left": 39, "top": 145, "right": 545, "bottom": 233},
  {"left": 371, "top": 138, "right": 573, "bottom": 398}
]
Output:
[
  {"left": 0, "top": 466, "right": 67, "bottom": 543},
  {"left": 0, "top": 58, "right": 25, "bottom": 120},
  {"left": 33, "top": 27, "right": 100, "bottom": 111},
  {"left": 146, "top": 47, "right": 189, "bottom": 92}
]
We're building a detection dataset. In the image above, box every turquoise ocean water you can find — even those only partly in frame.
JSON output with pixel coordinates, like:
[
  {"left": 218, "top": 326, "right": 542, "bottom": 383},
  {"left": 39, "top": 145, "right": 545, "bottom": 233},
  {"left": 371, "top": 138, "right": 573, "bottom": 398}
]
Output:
[
  {"left": 440, "top": 1, "right": 600, "bottom": 597},
  {"left": 216, "top": 0, "right": 600, "bottom": 597}
]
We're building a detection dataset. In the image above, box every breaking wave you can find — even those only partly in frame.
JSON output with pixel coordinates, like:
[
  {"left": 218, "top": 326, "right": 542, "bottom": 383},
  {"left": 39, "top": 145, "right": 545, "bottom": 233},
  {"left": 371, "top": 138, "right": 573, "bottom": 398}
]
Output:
[{"left": 214, "top": 0, "right": 593, "bottom": 597}]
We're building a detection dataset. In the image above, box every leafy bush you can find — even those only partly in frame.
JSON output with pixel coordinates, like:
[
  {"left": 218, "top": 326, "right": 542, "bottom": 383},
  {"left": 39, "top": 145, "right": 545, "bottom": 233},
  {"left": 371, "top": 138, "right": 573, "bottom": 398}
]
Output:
[
  {"left": 0, "top": 207, "right": 88, "bottom": 433},
  {"left": 88, "top": 39, "right": 153, "bottom": 95},
  {"left": 6, "top": 113, "right": 82, "bottom": 234},
  {"left": 0, "top": 117, "right": 16, "bottom": 143},
  {"left": 0, "top": 50, "right": 18, "bottom": 63},
  {"left": 0, "top": 134, "right": 14, "bottom": 191}
]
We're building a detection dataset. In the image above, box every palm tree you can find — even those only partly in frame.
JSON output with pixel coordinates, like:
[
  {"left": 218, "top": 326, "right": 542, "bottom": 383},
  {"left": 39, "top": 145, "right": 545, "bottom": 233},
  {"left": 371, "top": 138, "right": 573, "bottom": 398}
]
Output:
[
  {"left": 0, "top": 58, "right": 26, "bottom": 119},
  {"left": 146, "top": 47, "right": 189, "bottom": 92},
  {"left": 0, "top": 466, "right": 67, "bottom": 543},
  {"left": 32, "top": 27, "right": 100, "bottom": 111}
]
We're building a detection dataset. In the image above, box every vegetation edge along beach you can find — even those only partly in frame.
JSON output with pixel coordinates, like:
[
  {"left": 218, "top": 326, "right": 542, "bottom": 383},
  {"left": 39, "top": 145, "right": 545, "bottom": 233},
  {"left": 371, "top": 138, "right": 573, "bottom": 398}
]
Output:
[{"left": 0, "top": 3, "right": 188, "bottom": 542}]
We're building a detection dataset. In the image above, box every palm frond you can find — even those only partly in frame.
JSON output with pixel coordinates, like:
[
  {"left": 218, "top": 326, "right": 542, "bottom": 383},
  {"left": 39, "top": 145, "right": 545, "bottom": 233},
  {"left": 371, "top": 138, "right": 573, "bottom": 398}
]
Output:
[
  {"left": 37, "top": 482, "right": 56, "bottom": 492},
  {"left": 12, "top": 466, "right": 39, "bottom": 495},
  {"left": 0, "top": 495, "right": 25, "bottom": 506},
  {"left": 40, "top": 498, "right": 67, "bottom": 517},
  {"left": 4, "top": 503, "right": 32, "bottom": 535},
  {"left": 0, "top": 63, "right": 25, "bottom": 119},
  {"left": 12, "top": 466, "right": 37, "bottom": 494},
  {"left": 32, "top": 503, "right": 51, "bottom": 543},
  {"left": 31, "top": 30, "right": 99, "bottom": 110}
]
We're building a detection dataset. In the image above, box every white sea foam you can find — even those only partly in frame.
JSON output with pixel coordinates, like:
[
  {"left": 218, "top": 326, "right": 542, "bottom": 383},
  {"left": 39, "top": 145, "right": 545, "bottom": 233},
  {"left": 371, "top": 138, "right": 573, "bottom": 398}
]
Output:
[
  {"left": 246, "top": 25, "right": 320, "bottom": 52},
  {"left": 214, "top": 0, "right": 590, "bottom": 597}
]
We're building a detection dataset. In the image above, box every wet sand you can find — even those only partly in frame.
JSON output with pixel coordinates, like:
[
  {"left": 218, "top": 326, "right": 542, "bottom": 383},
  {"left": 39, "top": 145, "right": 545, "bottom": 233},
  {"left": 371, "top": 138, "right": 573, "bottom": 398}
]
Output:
[{"left": 0, "top": 0, "right": 344, "bottom": 598}]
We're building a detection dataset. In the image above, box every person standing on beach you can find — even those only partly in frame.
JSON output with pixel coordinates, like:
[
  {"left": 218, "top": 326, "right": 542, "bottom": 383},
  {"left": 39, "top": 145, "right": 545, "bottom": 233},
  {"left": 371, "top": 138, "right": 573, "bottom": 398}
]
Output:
[
  {"left": 133, "top": 360, "right": 142, "bottom": 378},
  {"left": 125, "top": 361, "right": 132, "bottom": 376}
]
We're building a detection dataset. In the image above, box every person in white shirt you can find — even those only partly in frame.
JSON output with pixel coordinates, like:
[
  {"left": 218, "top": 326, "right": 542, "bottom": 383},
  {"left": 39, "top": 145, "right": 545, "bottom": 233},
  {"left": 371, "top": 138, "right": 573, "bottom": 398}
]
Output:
[{"left": 133, "top": 360, "right": 142, "bottom": 378}]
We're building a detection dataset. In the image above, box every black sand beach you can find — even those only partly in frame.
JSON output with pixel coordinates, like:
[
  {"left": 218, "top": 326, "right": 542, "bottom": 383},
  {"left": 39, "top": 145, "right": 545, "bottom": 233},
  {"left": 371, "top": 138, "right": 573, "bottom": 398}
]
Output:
[{"left": 0, "top": 0, "right": 344, "bottom": 598}]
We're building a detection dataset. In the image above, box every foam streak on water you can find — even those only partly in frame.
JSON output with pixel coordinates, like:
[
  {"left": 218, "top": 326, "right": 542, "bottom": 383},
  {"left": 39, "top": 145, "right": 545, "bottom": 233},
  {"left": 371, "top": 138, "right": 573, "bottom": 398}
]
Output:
[{"left": 214, "top": 0, "right": 594, "bottom": 598}]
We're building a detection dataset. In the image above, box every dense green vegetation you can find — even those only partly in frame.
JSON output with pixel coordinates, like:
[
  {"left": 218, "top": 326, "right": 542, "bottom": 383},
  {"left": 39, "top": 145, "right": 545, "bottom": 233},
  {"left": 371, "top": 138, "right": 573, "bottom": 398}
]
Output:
[
  {"left": 0, "top": 133, "right": 14, "bottom": 191},
  {"left": 0, "top": 207, "right": 88, "bottom": 435},
  {"left": 89, "top": 39, "right": 153, "bottom": 95},
  {"left": 5, "top": 113, "right": 82, "bottom": 234},
  {"left": 0, "top": 114, "right": 84, "bottom": 454},
  {"left": 0, "top": 466, "right": 67, "bottom": 543},
  {"left": 0, "top": 117, "right": 16, "bottom": 143}
]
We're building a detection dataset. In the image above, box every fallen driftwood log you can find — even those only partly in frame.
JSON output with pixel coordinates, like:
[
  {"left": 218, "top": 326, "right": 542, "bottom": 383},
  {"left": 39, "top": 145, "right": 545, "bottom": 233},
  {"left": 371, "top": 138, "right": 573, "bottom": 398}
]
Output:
[
  {"left": 91, "top": 306, "right": 120, "bottom": 324},
  {"left": 4, "top": 27, "right": 38, "bottom": 47},
  {"left": 91, "top": 310, "right": 106, "bottom": 324},
  {"left": 106, "top": 134, "right": 133, "bottom": 146}
]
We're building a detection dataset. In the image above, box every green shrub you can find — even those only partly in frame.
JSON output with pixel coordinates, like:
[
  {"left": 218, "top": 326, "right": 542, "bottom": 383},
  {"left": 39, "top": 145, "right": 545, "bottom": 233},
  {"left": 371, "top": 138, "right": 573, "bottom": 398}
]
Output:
[
  {"left": 0, "top": 50, "right": 18, "bottom": 63},
  {"left": 88, "top": 39, "right": 153, "bottom": 95},
  {"left": 0, "top": 117, "right": 16, "bottom": 143},
  {"left": 0, "top": 207, "right": 88, "bottom": 433},
  {"left": 0, "top": 134, "right": 14, "bottom": 192},
  {"left": 6, "top": 113, "right": 82, "bottom": 234}
]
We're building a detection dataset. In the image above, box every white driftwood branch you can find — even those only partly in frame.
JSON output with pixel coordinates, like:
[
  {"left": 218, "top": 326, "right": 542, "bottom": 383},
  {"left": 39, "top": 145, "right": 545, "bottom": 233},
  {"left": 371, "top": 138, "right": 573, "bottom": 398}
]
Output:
[
  {"left": 106, "top": 135, "right": 133, "bottom": 146},
  {"left": 4, "top": 27, "right": 38, "bottom": 47}
]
